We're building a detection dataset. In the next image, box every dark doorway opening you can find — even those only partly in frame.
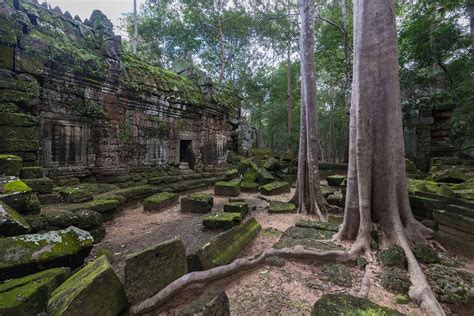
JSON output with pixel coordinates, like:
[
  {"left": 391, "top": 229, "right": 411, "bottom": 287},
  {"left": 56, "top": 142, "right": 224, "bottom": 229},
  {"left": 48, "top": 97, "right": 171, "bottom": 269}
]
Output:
[{"left": 179, "top": 140, "right": 195, "bottom": 169}]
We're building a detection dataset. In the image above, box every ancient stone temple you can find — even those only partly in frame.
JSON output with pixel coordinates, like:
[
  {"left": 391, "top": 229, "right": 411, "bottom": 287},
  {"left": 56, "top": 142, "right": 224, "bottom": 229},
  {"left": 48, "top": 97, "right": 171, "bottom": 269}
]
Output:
[{"left": 0, "top": 0, "right": 241, "bottom": 180}]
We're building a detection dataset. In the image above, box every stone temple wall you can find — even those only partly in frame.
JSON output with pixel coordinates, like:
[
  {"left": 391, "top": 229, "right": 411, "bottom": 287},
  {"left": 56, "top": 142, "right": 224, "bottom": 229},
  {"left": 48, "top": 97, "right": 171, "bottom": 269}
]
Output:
[
  {"left": 0, "top": 0, "right": 240, "bottom": 180},
  {"left": 403, "top": 107, "right": 455, "bottom": 172}
]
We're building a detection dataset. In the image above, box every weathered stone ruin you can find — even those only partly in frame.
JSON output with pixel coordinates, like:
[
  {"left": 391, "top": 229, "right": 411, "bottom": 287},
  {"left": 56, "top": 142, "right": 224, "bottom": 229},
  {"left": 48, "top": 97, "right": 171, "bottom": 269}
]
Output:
[{"left": 0, "top": 1, "right": 473, "bottom": 315}]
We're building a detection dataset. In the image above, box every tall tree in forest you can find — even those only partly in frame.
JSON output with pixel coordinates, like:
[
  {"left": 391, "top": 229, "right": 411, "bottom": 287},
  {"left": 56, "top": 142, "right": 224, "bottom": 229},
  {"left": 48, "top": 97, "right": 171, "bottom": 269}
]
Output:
[
  {"left": 292, "top": 0, "right": 330, "bottom": 219},
  {"left": 132, "top": 0, "right": 138, "bottom": 54},
  {"left": 334, "top": 0, "right": 444, "bottom": 313}
]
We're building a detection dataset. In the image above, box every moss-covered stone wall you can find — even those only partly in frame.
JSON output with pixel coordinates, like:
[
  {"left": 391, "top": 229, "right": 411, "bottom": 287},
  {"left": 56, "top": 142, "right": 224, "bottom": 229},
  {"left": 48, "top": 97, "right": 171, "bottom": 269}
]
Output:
[{"left": 0, "top": 0, "right": 240, "bottom": 179}]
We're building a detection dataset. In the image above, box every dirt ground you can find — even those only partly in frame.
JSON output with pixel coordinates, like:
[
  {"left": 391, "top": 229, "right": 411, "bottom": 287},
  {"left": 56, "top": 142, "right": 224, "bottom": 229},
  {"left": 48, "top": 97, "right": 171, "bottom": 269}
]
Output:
[{"left": 90, "top": 187, "right": 473, "bottom": 315}]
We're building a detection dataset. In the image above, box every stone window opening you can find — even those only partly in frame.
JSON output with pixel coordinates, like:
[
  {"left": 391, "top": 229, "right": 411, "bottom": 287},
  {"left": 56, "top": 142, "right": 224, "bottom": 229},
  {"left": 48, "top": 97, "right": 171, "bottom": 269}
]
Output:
[
  {"left": 179, "top": 139, "right": 195, "bottom": 170},
  {"left": 41, "top": 118, "right": 89, "bottom": 168},
  {"left": 146, "top": 139, "right": 168, "bottom": 166}
]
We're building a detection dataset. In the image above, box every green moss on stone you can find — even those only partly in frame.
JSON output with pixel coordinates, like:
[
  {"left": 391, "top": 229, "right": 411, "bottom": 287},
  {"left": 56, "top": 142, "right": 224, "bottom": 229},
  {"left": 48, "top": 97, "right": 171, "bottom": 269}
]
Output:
[
  {"left": 223, "top": 201, "right": 249, "bottom": 215},
  {"left": 0, "top": 113, "right": 38, "bottom": 127},
  {"left": 203, "top": 212, "right": 242, "bottom": 230},
  {"left": 144, "top": 192, "right": 178, "bottom": 213},
  {"left": 214, "top": 181, "right": 241, "bottom": 197},
  {"left": 381, "top": 267, "right": 410, "bottom": 294},
  {"left": 321, "top": 263, "right": 352, "bottom": 287},
  {"left": 326, "top": 175, "right": 347, "bottom": 187},
  {"left": 311, "top": 294, "right": 403, "bottom": 316},
  {"left": 242, "top": 168, "right": 258, "bottom": 183},
  {"left": 0, "top": 200, "right": 31, "bottom": 236},
  {"left": 2, "top": 178, "right": 32, "bottom": 194},
  {"left": 198, "top": 218, "right": 261, "bottom": 269},
  {"left": 412, "top": 244, "right": 440, "bottom": 264},
  {"left": 24, "top": 178, "right": 54, "bottom": 194},
  {"left": 0, "top": 155, "right": 22, "bottom": 177},
  {"left": 47, "top": 256, "right": 127, "bottom": 316},
  {"left": 268, "top": 201, "right": 296, "bottom": 214},
  {"left": 240, "top": 181, "right": 259, "bottom": 192},
  {"left": 427, "top": 264, "right": 474, "bottom": 305},
  {"left": 0, "top": 227, "right": 93, "bottom": 280},
  {"left": 378, "top": 246, "right": 406, "bottom": 268},
  {"left": 0, "top": 267, "right": 70, "bottom": 315},
  {"left": 181, "top": 193, "right": 213, "bottom": 213},
  {"left": 259, "top": 181, "right": 290, "bottom": 196},
  {"left": 19, "top": 166, "right": 44, "bottom": 179}
]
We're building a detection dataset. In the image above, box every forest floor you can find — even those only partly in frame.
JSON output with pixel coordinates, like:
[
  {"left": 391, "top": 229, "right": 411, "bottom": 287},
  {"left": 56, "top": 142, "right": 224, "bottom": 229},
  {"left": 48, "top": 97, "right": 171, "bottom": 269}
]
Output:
[{"left": 89, "top": 187, "right": 473, "bottom": 316}]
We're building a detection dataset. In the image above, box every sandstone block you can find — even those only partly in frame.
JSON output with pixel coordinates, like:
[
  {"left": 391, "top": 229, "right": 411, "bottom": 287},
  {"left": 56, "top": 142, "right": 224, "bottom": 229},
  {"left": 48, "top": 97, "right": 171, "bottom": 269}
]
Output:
[
  {"left": 0, "top": 155, "right": 22, "bottom": 177},
  {"left": 144, "top": 192, "right": 178, "bottom": 213},
  {"left": 181, "top": 193, "right": 213, "bottom": 213},
  {"left": 214, "top": 181, "right": 240, "bottom": 197},
  {"left": 178, "top": 288, "right": 230, "bottom": 316},
  {"left": 259, "top": 181, "right": 290, "bottom": 196},
  {"left": 0, "top": 227, "right": 93, "bottom": 280},
  {"left": 0, "top": 267, "right": 70, "bottom": 316},
  {"left": 47, "top": 256, "right": 127, "bottom": 316},
  {"left": 0, "top": 200, "right": 30, "bottom": 237},
  {"left": 198, "top": 218, "right": 261, "bottom": 269},
  {"left": 268, "top": 201, "right": 296, "bottom": 214},
  {"left": 223, "top": 201, "right": 249, "bottom": 215},
  {"left": 124, "top": 238, "right": 187, "bottom": 303},
  {"left": 203, "top": 212, "right": 242, "bottom": 230}
]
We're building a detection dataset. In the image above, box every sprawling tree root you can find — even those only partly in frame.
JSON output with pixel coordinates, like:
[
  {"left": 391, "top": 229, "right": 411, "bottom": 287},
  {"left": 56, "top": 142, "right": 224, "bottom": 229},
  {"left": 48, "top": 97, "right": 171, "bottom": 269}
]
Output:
[
  {"left": 129, "top": 247, "right": 354, "bottom": 315},
  {"left": 358, "top": 264, "right": 371, "bottom": 299}
]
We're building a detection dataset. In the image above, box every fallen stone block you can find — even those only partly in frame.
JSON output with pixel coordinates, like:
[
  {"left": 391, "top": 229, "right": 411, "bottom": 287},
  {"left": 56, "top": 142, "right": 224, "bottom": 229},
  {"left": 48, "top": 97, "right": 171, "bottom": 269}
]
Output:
[
  {"left": 223, "top": 201, "right": 249, "bottom": 215},
  {"left": 326, "top": 175, "right": 346, "bottom": 187},
  {"left": 259, "top": 181, "right": 290, "bottom": 196},
  {"left": 19, "top": 166, "right": 44, "bottom": 179},
  {"left": 214, "top": 181, "right": 240, "bottom": 197},
  {"left": 0, "top": 227, "right": 93, "bottom": 280},
  {"left": 47, "top": 256, "right": 127, "bottom": 315},
  {"left": 24, "top": 177, "right": 54, "bottom": 194},
  {"left": 257, "top": 167, "right": 275, "bottom": 184},
  {"left": 311, "top": 294, "right": 403, "bottom": 316},
  {"left": 268, "top": 201, "right": 296, "bottom": 214},
  {"left": 38, "top": 192, "right": 61, "bottom": 205},
  {"left": 203, "top": 212, "right": 242, "bottom": 230},
  {"left": 144, "top": 192, "right": 178, "bottom": 213},
  {"left": 240, "top": 181, "right": 259, "bottom": 192},
  {"left": 0, "top": 176, "right": 40, "bottom": 214},
  {"left": 181, "top": 193, "right": 213, "bottom": 213},
  {"left": 432, "top": 167, "right": 469, "bottom": 183},
  {"left": 327, "top": 191, "right": 344, "bottom": 207},
  {"left": 39, "top": 209, "right": 104, "bottom": 240},
  {"left": 124, "top": 238, "right": 188, "bottom": 303},
  {"left": 178, "top": 288, "right": 230, "bottom": 316},
  {"left": 0, "top": 267, "right": 70, "bottom": 315},
  {"left": 0, "top": 155, "right": 22, "bottom": 177},
  {"left": 198, "top": 217, "right": 261, "bottom": 269},
  {"left": 242, "top": 168, "right": 258, "bottom": 183},
  {"left": 433, "top": 210, "right": 474, "bottom": 234},
  {"left": 435, "top": 230, "right": 474, "bottom": 255},
  {"left": 274, "top": 226, "right": 340, "bottom": 251},
  {"left": 115, "top": 184, "right": 159, "bottom": 202},
  {"left": 224, "top": 169, "right": 238, "bottom": 180},
  {"left": 0, "top": 200, "right": 31, "bottom": 237}
]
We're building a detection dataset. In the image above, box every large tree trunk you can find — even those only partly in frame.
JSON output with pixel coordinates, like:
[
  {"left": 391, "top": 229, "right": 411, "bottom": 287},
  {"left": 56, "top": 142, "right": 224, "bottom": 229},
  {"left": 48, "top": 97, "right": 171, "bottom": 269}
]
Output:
[
  {"left": 291, "top": 0, "right": 329, "bottom": 219},
  {"left": 334, "top": 1, "right": 444, "bottom": 314},
  {"left": 468, "top": 1, "right": 474, "bottom": 51},
  {"left": 287, "top": 0, "right": 293, "bottom": 151}
]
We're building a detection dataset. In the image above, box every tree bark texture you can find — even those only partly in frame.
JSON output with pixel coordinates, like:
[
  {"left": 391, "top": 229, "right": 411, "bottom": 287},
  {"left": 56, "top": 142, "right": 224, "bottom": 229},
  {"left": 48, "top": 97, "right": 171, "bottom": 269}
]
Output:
[
  {"left": 334, "top": 1, "right": 444, "bottom": 314},
  {"left": 292, "top": 0, "right": 329, "bottom": 219}
]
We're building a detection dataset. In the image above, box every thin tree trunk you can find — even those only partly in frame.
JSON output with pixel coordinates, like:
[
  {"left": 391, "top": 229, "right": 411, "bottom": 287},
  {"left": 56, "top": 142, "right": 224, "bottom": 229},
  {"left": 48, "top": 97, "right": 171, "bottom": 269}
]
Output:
[
  {"left": 218, "top": 18, "right": 225, "bottom": 82},
  {"left": 287, "top": 38, "right": 293, "bottom": 151},
  {"left": 341, "top": 0, "right": 351, "bottom": 109},
  {"left": 334, "top": 0, "right": 444, "bottom": 314},
  {"left": 291, "top": 0, "right": 329, "bottom": 219},
  {"left": 468, "top": 1, "right": 474, "bottom": 51},
  {"left": 132, "top": 0, "right": 138, "bottom": 55}
]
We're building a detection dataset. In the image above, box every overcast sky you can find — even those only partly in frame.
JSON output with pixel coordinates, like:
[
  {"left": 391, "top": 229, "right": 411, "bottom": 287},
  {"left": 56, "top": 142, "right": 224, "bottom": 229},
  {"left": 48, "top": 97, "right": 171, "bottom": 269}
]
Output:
[{"left": 46, "top": 0, "right": 146, "bottom": 36}]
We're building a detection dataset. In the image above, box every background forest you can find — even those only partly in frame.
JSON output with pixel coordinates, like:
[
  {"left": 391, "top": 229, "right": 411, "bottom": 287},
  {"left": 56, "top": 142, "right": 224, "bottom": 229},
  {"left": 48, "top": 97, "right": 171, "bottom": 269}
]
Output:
[{"left": 123, "top": 0, "right": 473, "bottom": 162}]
